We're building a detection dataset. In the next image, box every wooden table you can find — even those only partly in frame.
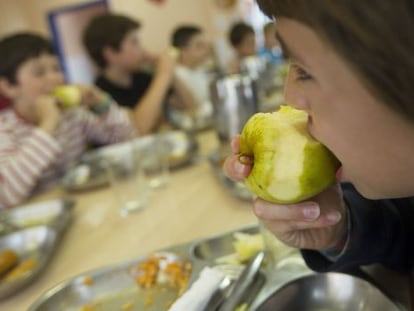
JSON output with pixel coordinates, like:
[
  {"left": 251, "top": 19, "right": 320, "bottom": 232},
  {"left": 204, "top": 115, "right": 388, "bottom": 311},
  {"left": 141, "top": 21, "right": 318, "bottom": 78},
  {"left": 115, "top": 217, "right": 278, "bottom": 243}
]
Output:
[
  {"left": 0, "top": 130, "right": 257, "bottom": 311},
  {"left": 1, "top": 130, "right": 412, "bottom": 310}
]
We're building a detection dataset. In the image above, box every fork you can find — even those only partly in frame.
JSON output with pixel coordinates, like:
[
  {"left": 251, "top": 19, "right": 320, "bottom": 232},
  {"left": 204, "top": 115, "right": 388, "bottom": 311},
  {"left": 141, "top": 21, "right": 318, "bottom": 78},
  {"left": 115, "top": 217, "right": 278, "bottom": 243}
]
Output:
[{"left": 212, "top": 263, "right": 245, "bottom": 281}]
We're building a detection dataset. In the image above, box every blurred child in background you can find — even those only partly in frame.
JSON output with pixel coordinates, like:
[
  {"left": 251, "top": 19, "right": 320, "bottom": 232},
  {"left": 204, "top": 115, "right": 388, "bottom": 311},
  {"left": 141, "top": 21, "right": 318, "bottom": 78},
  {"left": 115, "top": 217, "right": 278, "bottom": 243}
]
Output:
[
  {"left": 0, "top": 33, "right": 134, "bottom": 208},
  {"left": 227, "top": 22, "right": 256, "bottom": 74},
  {"left": 257, "top": 22, "right": 283, "bottom": 65},
  {"left": 83, "top": 14, "right": 196, "bottom": 135},
  {"left": 169, "top": 25, "right": 214, "bottom": 128}
]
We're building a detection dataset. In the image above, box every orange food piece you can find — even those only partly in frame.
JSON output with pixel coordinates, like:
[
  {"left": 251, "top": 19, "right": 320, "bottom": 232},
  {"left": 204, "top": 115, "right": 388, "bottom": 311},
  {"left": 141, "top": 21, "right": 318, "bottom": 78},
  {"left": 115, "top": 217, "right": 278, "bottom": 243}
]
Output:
[
  {"left": 135, "top": 257, "right": 160, "bottom": 289},
  {"left": 0, "top": 249, "right": 18, "bottom": 277},
  {"left": 83, "top": 276, "right": 94, "bottom": 286},
  {"left": 132, "top": 254, "right": 192, "bottom": 303},
  {"left": 2, "top": 257, "right": 37, "bottom": 281},
  {"left": 80, "top": 304, "right": 95, "bottom": 311}
]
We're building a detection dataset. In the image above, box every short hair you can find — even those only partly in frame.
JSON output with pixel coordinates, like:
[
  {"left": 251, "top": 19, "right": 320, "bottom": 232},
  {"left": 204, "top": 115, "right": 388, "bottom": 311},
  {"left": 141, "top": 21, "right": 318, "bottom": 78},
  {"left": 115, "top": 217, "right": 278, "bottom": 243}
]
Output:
[
  {"left": 0, "top": 33, "right": 55, "bottom": 84},
  {"left": 171, "top": 25, "right": 202, "bottom": 48},
  {"left": 229, "top": 22, "right": 255, "bottom": 47},
  {"left": 83, "top": 14, "right": 140, "bottom": 69}
]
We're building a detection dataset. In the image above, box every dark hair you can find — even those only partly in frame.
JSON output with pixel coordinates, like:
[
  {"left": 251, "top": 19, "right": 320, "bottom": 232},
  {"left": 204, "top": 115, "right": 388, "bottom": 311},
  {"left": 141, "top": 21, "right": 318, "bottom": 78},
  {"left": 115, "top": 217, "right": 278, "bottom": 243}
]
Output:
[
  {"left": 171, "top": 25, "right": 202, "bottom": 48},
  {"left": 83, "top": 14, "right": 140, "bottom": 69},
  {"left": 0, "top": 33, "right": 55, "bottom": 84},
  {"left": 256, "top": 0, "right": 414, "bottom": 120},
  {"left": 229, "top": 22, "right": 255, "bottom": 47}
]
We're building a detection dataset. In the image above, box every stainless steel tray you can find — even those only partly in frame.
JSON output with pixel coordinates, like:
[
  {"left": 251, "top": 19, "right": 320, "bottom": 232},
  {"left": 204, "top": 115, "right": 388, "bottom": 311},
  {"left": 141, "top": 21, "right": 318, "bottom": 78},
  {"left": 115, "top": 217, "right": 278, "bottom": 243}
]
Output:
[
  {"left": 61, "top": 162, "right": 109, "bottom": 192},
  {"left": 166, "top": 107, "right": 213, "bottom": 132},
  {"left": 29, "top": 252, "right": 192, "bottom": 311},
  {"left": 29, "top": 225, "right": 408, "bottom": 311},
  {"left": 0, "top": 199, "right": 74, "bottom": 236},
  {"left": 62, "top": 131, "right": 199, "bottom": 192},
  {"left": 208, "top": 150, "right": 253, "bottom": 201},
  {"left": 0, "top": 226, "right": 59, "bottom": 299}
]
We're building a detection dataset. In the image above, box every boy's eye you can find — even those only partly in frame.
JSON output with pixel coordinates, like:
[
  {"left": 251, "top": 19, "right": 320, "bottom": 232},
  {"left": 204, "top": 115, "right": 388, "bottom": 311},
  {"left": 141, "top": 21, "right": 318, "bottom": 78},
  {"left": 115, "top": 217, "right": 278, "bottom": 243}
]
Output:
[
  {"left": 52, "top": 63, "right": 61, "bottom": 73},
  {"left": 33, "top": 67, "right": 46, "bottom": 77},
  {"left": 292, "top": 64, "right": 313, "bottom": 81}
]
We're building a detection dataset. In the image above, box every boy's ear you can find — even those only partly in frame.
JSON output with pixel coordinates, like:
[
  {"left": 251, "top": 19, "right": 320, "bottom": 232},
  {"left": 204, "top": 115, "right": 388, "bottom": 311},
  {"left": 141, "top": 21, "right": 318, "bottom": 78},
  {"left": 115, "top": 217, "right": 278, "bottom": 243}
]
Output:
[
  {"left": 102, "top": 45, "right": 118, "bottom": 65},
  {"left": 0, "top": 78, "right": 18, "bottom": 99}
]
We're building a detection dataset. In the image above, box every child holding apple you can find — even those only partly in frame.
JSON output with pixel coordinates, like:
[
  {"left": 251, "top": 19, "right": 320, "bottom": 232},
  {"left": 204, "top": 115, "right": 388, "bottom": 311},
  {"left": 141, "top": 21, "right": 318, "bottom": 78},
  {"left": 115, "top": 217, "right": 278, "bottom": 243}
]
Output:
[
  {"left": 223, "top": 1, "right": 414, "bottom": 272},
  {"left": 0, "top": 33, "right": 135, "bottom": 208},
  {"left": 82, "top": 13, "right": 197, "bottom": 135}
]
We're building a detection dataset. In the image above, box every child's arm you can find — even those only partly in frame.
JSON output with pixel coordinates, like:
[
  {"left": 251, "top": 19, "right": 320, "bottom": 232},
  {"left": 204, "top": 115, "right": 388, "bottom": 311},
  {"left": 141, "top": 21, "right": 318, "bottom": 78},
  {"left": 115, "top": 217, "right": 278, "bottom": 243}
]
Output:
[
  {"left": 130, "top": 52, "right": 175, "bottom": 135},
  {"left": 76, "top": 86, "right": 135, "bottom": 143},
  {"left": 167, "top": 75, "right": 197, "bottom": 110},
  {"left": 0, "top": 126, "right": 61, "bottom": 208},
  {"left": 0, "top": 97, "right": 62, "bottom": 208}
]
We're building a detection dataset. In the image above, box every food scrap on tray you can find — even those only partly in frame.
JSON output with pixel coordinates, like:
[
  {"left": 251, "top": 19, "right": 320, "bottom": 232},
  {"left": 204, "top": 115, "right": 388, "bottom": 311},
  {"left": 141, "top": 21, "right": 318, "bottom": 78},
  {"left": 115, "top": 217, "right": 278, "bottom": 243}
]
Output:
[
  {"left": 0, "top": 249, "right": 18, "bottom": 277},
  {"left": 0, "top": 249, "right": 38, "bottom": 282},
  {"left": 215, "top": 232, "right": 264, "bottom": 264},
  {"left": 129, "top": 254, "right": 192, "bottom": 308},
  {"left": 134, "top": 255, "right": 191, "bottom": 295}
]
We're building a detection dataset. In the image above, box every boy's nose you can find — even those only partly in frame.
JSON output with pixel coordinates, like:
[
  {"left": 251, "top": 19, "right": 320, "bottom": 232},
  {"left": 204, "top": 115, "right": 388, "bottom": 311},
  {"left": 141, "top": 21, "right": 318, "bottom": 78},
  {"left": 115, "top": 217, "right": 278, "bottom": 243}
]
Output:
[{"left": 48, "top": 72, "right": 65, "bottom": 88}]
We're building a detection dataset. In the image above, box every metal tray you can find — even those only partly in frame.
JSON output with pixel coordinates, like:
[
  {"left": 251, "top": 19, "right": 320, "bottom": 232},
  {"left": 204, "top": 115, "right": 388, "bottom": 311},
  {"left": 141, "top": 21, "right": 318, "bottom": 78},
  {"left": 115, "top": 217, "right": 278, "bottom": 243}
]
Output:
[
  {"left": 0, "top": 199, "right": 74, "bottom": 236},
  {"left": 29, "top": 252, "right": 192, "bottom": 311},
  {"left": 166, "top": 107, "right": 213, "bottom": 132},
  {"left": 208, "top": 150, "right": 253, "bottom": 201},
  {"left": 62, "top": 131, "right": 199, "bottom": 192},
  {"left": 29, "top": 225, "right": 407, "bottom": 311},
  {"left": 61, "top": 162, "right": 109, "bottom": 192},
  {"left": 0, "top": 226, "right": 58, "bottom": 299}
]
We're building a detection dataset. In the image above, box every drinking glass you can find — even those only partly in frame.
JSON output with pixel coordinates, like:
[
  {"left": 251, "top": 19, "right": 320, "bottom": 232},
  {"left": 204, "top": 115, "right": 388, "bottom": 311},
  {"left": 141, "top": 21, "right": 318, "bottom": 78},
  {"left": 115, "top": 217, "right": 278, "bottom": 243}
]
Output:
[
  {"left": 105, "top": 141, "right": 149, "bottom": 217},
  {"left": 140, "top": 135, "right": 170, "bottom": 189}
]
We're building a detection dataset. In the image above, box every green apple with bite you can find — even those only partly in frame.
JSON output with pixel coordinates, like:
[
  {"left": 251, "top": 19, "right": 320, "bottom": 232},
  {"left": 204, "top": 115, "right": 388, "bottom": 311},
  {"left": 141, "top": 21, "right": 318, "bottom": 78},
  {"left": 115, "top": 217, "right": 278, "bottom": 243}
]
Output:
[
  {"left": 239, "top": 105, "right": 340, "bottom": 204},
  {"left": 52, "top": 85, "right": 81, "bottom": 109}
]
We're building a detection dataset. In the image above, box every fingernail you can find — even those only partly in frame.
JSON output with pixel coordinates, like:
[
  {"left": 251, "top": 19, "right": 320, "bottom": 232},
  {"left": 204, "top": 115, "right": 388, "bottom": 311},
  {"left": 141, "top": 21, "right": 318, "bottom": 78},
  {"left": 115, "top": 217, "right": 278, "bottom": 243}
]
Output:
[
  {"left": 238, "top": 155, "right": 252, "bottom": 165},
  {"left": 326, "top": 212, "right": 342, "bottom": 224},
  {"left": 235, "top": 161, "right": 246, "bottom": 175},
  {"left": 303, "top": 204, "right": 320, "bottom": 220}
]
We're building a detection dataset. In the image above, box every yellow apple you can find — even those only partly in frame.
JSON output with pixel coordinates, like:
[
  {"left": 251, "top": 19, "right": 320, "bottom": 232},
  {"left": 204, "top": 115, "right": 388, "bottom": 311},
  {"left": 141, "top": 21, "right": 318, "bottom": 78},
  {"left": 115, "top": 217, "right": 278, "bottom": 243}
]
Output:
[
  {"left": 52, "top": 85, "right": 81, "bottom": 109},
  {"left": 168, "top": 47, "right": 180, "bottom": 59},
  {"left": 239, "top": 105, "right": 340, "bottom": 204}
]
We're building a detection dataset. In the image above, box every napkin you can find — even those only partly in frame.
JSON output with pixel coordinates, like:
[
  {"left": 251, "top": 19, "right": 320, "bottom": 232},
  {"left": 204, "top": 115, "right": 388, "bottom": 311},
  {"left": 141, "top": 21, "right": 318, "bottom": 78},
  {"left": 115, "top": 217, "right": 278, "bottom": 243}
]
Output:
[{"left": 168, "top": 266, "right": 226, "bottom": 311}]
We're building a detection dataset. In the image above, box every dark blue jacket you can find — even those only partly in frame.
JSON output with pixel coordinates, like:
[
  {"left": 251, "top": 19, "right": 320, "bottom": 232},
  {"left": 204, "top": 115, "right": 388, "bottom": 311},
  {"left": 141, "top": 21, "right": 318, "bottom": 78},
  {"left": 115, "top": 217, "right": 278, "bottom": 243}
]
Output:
[{"left": 302, "top": 183, "right": 414, "bottom": 272}]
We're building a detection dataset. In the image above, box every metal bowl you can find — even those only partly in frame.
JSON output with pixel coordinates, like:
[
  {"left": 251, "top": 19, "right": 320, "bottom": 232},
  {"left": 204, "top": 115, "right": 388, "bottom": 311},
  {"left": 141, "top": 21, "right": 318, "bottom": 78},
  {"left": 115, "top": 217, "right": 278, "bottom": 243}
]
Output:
[
  {"left": 0, "top": 199, "right": 74, "bottom": 234},
  {"left": 256, "top": 273, "right": 401, "bottom": 311}
]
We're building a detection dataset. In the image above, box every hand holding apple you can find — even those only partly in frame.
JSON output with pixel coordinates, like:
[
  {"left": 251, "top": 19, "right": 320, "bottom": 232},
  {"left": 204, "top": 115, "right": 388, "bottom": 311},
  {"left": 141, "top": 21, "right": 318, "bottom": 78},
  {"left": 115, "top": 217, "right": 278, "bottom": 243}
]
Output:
[
  {"left": 76, "top": 85, "right": 108, "bottom": 109},
  {"left": 53, "top": 85, "right": 109, "bottom": 110},
  {"left": 35, "top": 95, "right": 62, "bottom": 134},
  {"left": 222, "top": 105, "right": 347, "bottom": 250}
]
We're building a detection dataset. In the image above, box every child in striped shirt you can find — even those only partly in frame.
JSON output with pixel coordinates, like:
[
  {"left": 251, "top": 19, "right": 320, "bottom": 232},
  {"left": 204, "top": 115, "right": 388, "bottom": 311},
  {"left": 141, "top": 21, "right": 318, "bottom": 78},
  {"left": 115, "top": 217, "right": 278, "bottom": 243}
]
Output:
[{"left": 0, "top": 33, "right": 135, "bottom": 208}]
